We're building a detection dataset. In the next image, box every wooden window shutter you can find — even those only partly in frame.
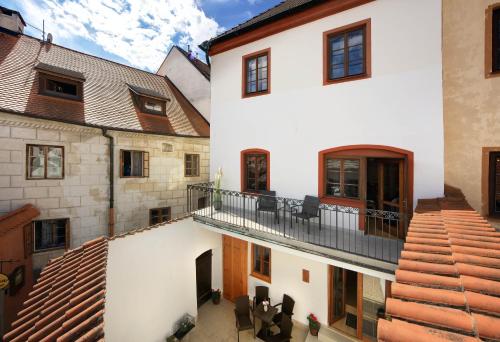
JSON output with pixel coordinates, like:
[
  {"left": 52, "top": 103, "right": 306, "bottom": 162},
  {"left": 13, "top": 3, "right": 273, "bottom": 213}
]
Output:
[
  {"left": 120, "top": 150, "right": 124, "bottom": 177},
  {"left": 23, "top": 223, "right": 33, "bottom": 258},
  {"left": 143, "top": 152, "right": 149, "bottom": 177},
  {"left": 65, "top": 219, "right": 70, "bottom": 250}
]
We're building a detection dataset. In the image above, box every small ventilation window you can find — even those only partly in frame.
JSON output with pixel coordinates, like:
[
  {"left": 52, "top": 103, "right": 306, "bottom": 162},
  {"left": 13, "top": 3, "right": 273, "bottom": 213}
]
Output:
[
  {"left": 39, "top": 74, "right": 83, "bottom": 101},
  {"left": 142, "top": 98, "right": 165, "bottom": 115}
]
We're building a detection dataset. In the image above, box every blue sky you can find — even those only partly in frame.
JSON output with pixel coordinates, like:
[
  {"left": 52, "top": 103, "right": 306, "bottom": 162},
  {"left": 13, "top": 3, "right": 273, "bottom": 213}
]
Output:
[{"left": 0, "top": 0, "right": 281, "bottom": 72}]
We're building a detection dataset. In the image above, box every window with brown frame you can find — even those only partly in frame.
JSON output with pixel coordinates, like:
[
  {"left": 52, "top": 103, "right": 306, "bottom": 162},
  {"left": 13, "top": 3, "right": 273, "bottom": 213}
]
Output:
[
  {"left": 39, "top": 73, "right": 83, "bottom": 101},
  {"left": 244, "top": 153, "right": 268, "bottom": 192},
  {"left": 323, "top": 19, "right": 371, "bottom": 84},
  {"left": 33, "top": 219, "right": 69, "bottom": 252},
  {"left": 325, "top": 158, "right": 360, "bottom": 199},
  {"left": 120, "top": 150, "right": 149, "bottom": 177},
  {"left": 149, "top": 207, "right": 171, "bottom": 225},
  {"left": 493, "top": 8, "right": 500, "bottom": 73},
  {"left": 242, "top": 49, "right": 270, "bottom": 97},
  {"left": 27, "top": 145, "right": 64, "bottom": 179},
  {"left": 251, "top": 244, "right": 271, "bottom": 283},
  {"left": 185, "top": 154, "right": 200, "bottom": 177},
  {"left": 140, "top": 96, "right": 166, "bottom": 115}
]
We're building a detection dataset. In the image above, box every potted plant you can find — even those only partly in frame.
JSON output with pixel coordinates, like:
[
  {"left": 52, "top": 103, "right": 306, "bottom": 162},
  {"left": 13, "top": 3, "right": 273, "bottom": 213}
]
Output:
[
  {"left": 211, "top": 289, "right": 221, "bottom": 304},
  {"left": 213, "top": 167, "right": 223, "bottom": 210},
  {"left": 307, "top": 313, "right": 321, "bottom": 336}
]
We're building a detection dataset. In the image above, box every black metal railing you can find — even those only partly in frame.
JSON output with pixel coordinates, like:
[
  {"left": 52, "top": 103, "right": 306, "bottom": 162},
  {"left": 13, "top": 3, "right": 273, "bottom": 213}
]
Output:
[{"left": 187, "top": 183, "right": 406, "bottom": 264}]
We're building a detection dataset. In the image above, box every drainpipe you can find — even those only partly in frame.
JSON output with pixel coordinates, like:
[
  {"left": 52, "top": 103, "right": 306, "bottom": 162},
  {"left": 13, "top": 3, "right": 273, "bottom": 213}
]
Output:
[{"left": 101, "top": 128, "right": 114, "bottom": 237}]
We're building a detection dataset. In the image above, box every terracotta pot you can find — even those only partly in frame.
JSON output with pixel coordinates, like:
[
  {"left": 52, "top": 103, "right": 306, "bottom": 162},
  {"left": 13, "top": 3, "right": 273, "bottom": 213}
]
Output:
[{"left": 309, "top": 324, "right": 320, "bottom": 336}]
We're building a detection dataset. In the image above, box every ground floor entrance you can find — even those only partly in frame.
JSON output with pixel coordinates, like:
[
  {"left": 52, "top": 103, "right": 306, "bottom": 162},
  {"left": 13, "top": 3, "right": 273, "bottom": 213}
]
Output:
[
  {"left": 222, "top": 235, "right": 248, "bottom": 302},
  {"left": 328, "top": 265, "right": 386, "bottom": 341},
  {"left": 196, "top": 250, "right": 212, "bottom": 308}
]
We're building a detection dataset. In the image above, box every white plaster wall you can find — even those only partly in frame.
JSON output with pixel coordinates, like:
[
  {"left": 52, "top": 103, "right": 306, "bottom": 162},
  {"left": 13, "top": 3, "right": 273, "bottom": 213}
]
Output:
[
  {"left": 210, "top": 0, "right": 444, "bottom": 205},
  {"left": 247, "top": 246, "right": 329, "bottom": 326},
  {"left": 158, "top": 48, "right": 211, "bottom": 121},
  {"left": 105, "top": 218, "right": 223, "bottom": 342}
]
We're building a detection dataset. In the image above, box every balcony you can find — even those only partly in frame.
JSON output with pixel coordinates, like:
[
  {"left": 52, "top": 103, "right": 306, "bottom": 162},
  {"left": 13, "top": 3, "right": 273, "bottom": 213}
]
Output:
[{"left": 188, "top": 183, "right": 406, "bottom": 269}]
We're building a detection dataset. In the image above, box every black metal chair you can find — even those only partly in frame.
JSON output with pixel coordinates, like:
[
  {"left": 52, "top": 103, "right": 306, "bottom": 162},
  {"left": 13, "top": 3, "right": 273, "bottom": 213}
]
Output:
[
  {"left": 272, "top": 294, "right": 295, "bottom": 327},
  {"left": 290, "top": 195, "right": 321, "bottom": 233},
  {"left": 253, "top": 285, "right": 270, "bottom": 310},
  {"left": 234, "top": 295, "right": 254, "bottom": 341},
  {"left": 255, "top": 190, "right": 281, "bottom": 224},
  {"left": 265, "top": 314, "right": 293, "bottom": 342}
]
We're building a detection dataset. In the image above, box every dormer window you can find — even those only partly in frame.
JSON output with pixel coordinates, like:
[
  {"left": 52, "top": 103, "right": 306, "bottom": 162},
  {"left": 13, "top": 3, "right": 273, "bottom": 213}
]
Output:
[
  {"left": 128, "top": 84, "right": 169, "bottom": 115},
  {"left": 35, "top": 63, "right": 84, "bottom": 101},
  {"left": 141, "top": 97, "right": 165, "bottom": 115}
]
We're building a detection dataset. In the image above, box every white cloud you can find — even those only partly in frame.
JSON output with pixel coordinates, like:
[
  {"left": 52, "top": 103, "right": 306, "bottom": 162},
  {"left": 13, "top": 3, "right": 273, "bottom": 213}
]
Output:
[{"left": 18, "top": 0, "right": 223, "bottom": 71}]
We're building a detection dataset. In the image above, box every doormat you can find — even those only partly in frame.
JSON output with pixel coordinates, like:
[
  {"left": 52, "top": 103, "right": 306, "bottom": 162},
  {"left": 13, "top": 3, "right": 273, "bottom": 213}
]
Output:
[{"left": 345, "top": 312, "right": 357, "bottom": 329}]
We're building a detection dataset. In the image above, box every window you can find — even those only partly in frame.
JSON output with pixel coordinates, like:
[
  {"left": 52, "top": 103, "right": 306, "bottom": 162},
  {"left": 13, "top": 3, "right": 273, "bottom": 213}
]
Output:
[
  {"left": 251, "top": 244, "right": 271, "bottom": 283},
  {"left": 26, "top": 145, "right": 64, "bottom": 179},
  {"left": 323, "top": 19, "right": 371, "bottom": 84},
  {"left": 185, "top": 154, "right": 200, "bottom": 177},
  {"left": 242, "top": 49, "right": 270, "bottom": 97},
  {"left": 39, "top": 74, "right": 82, "bottom": 101},
  {"left": 141, "top": 97, "right": 166, "bottom": 115},
  {"left": 489, "top": 152, "right": 500, "bottom": 217},
  {"left": 120, "top": 150, "right": 149, "bottom": 177},
  {"left": 243, "top": 151, "right": 269, "bottom": 192},
  {"left": 325, "top": 158, "right": 360, "bottom": 199},
  {"left": 150, "top": 207, "right": 171, "bottom": 225},
  {"left": 33, "top": 219, "right": 68, "bottom": 252},
  {"left": 493, "top": 7, "right": 500, "bottom": 73}
]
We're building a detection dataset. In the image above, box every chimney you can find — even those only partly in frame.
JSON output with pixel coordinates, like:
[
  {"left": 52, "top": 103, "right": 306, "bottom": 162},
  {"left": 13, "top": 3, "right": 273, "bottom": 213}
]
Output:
[{"left": 0, "top": 6, "right": 26, "bottom": 34}]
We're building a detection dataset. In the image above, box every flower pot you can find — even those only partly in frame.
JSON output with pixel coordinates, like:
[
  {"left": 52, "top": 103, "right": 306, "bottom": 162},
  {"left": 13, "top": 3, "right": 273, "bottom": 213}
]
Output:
[
  {"left": 214, "top": 200, "right": 222, "bottom": 211},
  {"left": 309, "top": 324, "right": 320, "bottom": 336},
  {"left": 309, "top": 327, "right": 319, "bottom": 336},
  {"left": 212, "top": 296, "right": 221, "bottom": 305}
]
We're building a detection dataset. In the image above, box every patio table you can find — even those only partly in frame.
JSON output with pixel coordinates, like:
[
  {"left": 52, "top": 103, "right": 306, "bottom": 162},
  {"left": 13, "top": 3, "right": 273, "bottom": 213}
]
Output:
[{"left": 253, "top": 302, "right": 278, "bottom": 339}]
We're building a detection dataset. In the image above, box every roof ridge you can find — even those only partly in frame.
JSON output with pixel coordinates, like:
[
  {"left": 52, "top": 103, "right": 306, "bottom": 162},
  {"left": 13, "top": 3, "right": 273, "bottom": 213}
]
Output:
[{"left": 18, "top": 33, "right": 166, "bottom": 79}]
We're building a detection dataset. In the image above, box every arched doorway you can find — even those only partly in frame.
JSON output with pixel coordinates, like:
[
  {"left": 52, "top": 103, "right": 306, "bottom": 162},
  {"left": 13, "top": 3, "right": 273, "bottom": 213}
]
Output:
[{"left": 196, "top": 250, "right": 212, "bottom": 308}]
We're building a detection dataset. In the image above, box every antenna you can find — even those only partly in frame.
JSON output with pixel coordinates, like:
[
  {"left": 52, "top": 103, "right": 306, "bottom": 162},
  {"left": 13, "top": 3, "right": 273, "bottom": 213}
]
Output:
[{"left": 42, "top": 20, "right": 45, "bottom": 42}]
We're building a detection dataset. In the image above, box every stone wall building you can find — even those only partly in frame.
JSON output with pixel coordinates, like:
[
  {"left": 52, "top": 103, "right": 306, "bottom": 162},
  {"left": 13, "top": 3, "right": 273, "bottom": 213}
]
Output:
[
  {"left": 443, "top": 0, "right": 500, "bottom": 220},
  {"left": 0, "top": 27, "right": 210, "bottom": 272}
]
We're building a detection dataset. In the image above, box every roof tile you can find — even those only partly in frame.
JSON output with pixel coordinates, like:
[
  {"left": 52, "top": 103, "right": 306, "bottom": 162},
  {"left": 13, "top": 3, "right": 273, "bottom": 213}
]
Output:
[{"left": 379, "top": 198, "right": 500, "bottom": 341}]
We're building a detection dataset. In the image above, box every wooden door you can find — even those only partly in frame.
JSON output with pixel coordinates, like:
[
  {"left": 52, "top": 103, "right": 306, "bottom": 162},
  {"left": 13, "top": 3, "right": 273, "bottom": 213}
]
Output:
[
  {"left": 377, "top": 159, "right": 405, "bottom": 238},
  {"left": 196, "top": 250, "right": 212, "bottom": 308},
  {"left": 490, "top": 153, "right": 500, "bottom": 217},
  {"left": 223, "top": 235, "right": 248, "bottom": 301},
  {"left": 328, "top": 266, "right": 346, "bottom": 324}
]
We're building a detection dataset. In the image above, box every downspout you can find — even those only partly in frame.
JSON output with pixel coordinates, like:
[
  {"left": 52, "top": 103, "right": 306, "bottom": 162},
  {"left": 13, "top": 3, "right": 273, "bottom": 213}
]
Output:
[{"left": 101, "top": 128, "right": 114, "bottom": 237}]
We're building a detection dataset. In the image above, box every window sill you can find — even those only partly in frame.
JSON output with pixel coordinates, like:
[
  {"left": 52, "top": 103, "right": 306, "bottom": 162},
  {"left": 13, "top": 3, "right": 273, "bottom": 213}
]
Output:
[
  {"left": 242, "top": 90, "right": 270, "bottom": 99},
  {"left": 250, "top": 272, "right": 271, "bottom": 284},
  {"left": 38, "top": 92, "right": 83, "bottom": 103},
  {"left": 26, "top": 177, "right": 64, "bottom": 180},
  {"left": 485, "top": 70, "right": 500, "bottom": 79},
  {"left": 33, "top": 246, "right": 66, "bottom": 254},
  {"left": 323, "top": 73, "right": 371, "bottom": 86}
]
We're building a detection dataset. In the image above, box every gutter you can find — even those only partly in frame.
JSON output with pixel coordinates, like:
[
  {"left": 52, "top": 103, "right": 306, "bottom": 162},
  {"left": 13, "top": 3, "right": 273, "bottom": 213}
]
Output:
[{"left": 101, "top": 128, "right": 114, "bottom": 237}]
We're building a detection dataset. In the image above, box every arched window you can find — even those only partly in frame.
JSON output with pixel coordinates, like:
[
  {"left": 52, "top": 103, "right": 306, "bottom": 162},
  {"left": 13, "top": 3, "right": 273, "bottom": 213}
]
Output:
[{"left": 241, "top": 148, "right": 270, "bottom": 192}]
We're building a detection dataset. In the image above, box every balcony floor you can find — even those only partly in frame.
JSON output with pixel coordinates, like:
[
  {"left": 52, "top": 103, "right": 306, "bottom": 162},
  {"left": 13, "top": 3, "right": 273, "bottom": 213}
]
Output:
[{"left": 193, "top": 205, "right": 403, "bottom": 264}]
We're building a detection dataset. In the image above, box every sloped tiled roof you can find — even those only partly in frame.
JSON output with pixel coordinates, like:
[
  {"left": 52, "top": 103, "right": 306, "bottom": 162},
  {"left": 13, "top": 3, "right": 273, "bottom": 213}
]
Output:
[
  {"left": 206, "top": 0, "right": 316, "bottom": 45},
  {"left": 0, "top": 204, "right": 39, "bottom": 237},
  {"left": 3, "top": 237, "right": 108, "bottom": 342},
  {"left": 175, "top": 46, "right": 211, "bottom": 80},
  {"left": 378, "top": 198, "right": 500, "bottom": 341},
  {"left": 0, "top": 33, "right": 209, "bottom": 138}
]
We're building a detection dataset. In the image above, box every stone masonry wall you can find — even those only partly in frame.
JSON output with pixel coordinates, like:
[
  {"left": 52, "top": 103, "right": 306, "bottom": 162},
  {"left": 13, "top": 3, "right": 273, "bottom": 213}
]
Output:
[{"left": 0, "top": 112, "right": 209, "bottom": 269}]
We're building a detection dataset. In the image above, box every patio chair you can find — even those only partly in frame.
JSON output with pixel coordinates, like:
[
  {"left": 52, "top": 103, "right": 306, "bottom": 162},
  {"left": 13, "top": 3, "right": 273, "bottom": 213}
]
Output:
[
  {"left": 234, "top": 295, "right": 254, "bottom": 341},
  {"left": 253, "top": 285, "right": 270, "bottom": 310},
  {"left": 265, "top": 314, "right": 293, "bottom": 342},
  {"left": 255, "top": 190, "right": 281, "bottom": 224},
  {"left": 290, "top": 195, "right": 321, "bottom": 234},
  {"left": 272, "top": 294, "right": 295, "bottom": 327}
]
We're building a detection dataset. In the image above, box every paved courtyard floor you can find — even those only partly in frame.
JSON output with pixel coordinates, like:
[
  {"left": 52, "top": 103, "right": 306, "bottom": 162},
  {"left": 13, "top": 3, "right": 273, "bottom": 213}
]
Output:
[{"left": 188, "top": 298, "right": 309, "bottom": 341}]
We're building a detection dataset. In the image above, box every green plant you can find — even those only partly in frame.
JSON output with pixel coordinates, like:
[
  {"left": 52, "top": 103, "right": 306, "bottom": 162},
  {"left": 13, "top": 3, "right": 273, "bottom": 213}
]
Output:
[
  {"left": 213, "top": 167, "right": 223, "bottom": 209},
  {"left": 211, "top": 288, "right": 221, "bottom": 304},
  {"left": 307, "top": 313, "right": 320, "bottom": 330}
]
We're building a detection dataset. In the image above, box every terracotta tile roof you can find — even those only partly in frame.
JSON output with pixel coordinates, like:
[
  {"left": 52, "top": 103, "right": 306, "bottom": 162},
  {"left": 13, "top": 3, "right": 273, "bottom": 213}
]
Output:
[
  {"left": 0, "top": 33, "right": 209, "bottom": 138},
  {"left": 2, "top": 237, "right": 108, "bottom": 342},
  {"left": 378, "top": 198, "right": 500, "bottom": 342},
  {"left": 203, "top": 0, "right": 316, "bottom": 47},
  {"left": 0, "top": 204, "right": 39, "bottom": 237},
  {"left": 175, "top": 46, "right": 211, "bottom": 80}
]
